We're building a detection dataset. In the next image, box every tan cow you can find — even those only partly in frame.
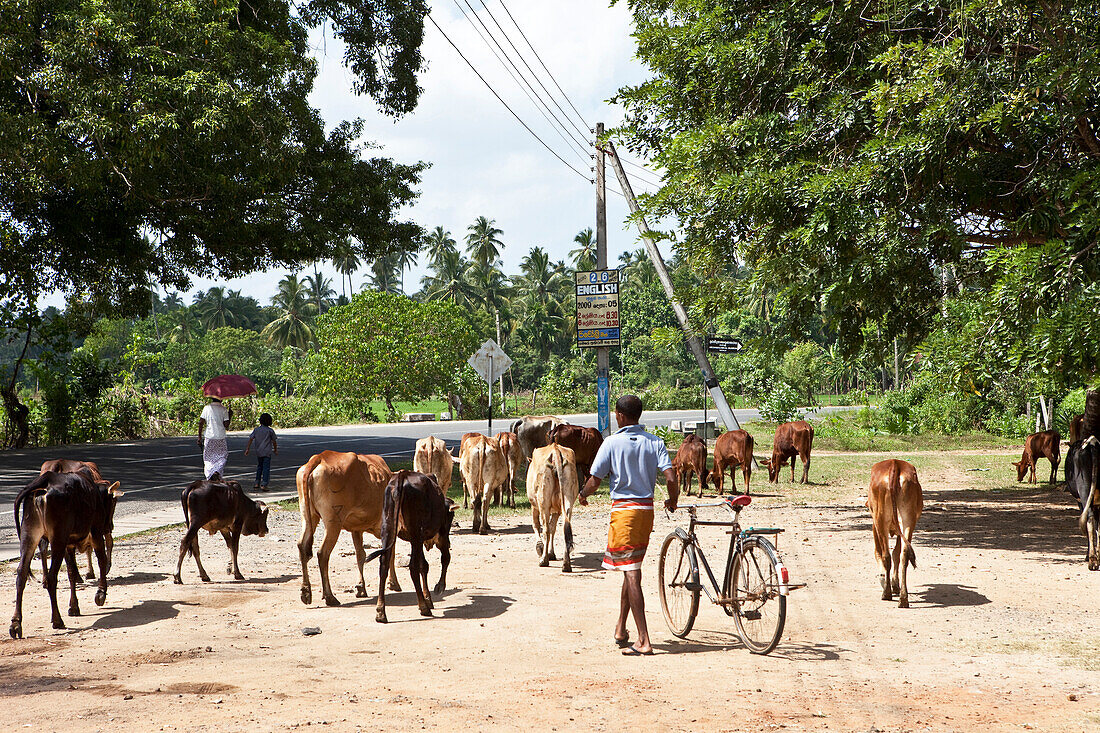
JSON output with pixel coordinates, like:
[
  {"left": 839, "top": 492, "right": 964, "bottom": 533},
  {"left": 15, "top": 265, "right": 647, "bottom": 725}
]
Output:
[
  {"left": 867, "top": 459, "right": 923, "bottom": 608},
  {"left": 295, "top": 451, "right": 400, "bottom": 607},
  {"left": 457, "top": 432, "right": 482, "bottom": 508},
  {"left": 672, "top": 434, "right": 708, "bottom": 497},
  {"left": 414, "top": 436, "right": 454, "bottom": 495},
  {"left": 495, "top": 431, "right": 523, "bottom": 508},
  {"left": 526, "top": 443, "right": 580, "bottom": 572},
  {"left": 459, "top": 435, "right": 508, "bottom": 535},
  {"left": 711, "top": 429, "right": 754, "bottom": 495}
]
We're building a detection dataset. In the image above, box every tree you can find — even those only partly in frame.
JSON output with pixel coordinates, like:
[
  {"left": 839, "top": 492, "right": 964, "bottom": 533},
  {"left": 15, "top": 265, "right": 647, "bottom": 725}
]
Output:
[
  {"left": 465, "top": 217, "right": 504, "bottom": 269},
  {"left": 570, "top": 228, "right": 597, "bottom": 271},
  {"left": 364, "top": 254, "right": 403, "bottom": 294},
  {"left": 0, "top": 0, "right": 428, "bottom": 331},
  {"left": 613, "top": 0, "right": 1100, "bottom": 370},
  {"left": 395, "top": 242, "right": 421, "bottom": 294},
  {"left": 304, "top": 291, "right": 478, "bottom": 418},
  {"left": 262, "top": 275, "right": 317, "bottom": 350},
  {"left": 420, "top": 249, "right": 477, "bottom": 306},
  {"left": 424, "top": 226, "right": 458, "bottom": 267},
  {"left": 304, "top": 273, "right": 337, "bottom": 315},
  {"left": 332, "top": 240, "right": 361, "bottom": 299}
]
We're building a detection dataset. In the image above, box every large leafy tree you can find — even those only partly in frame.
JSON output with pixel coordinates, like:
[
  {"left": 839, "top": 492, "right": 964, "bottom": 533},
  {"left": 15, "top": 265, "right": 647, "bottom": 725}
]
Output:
[
  {"left": 613, "top": 0, "right": 1100, "bottom": 378},
  {"left": 304, "top": 291, "right": 478, "bottom": 417}
]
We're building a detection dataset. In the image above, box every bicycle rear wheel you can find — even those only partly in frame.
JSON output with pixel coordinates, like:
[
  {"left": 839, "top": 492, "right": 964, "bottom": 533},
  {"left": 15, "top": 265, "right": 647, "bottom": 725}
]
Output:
[
  {"left": 726, "top": 535, "right": 787, "bottom": 654},
  {"left": 658, "top": 531, "right": 699, "bottom": 639}
]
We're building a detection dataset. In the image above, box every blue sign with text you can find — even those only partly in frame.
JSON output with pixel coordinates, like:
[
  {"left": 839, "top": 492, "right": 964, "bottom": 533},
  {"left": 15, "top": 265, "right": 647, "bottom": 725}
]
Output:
[{"left": 597, "top": 373, "right": 610, "bottom": 434}]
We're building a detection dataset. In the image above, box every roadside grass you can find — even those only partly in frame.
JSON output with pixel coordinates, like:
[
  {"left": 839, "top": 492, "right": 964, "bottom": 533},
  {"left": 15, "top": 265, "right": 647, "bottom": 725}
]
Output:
[
  {"left": 367, "top": 398, "right": 447, "bottom": 419},
  {"left": 958, "top": 636, "right": 1100, "bottom": 671}
]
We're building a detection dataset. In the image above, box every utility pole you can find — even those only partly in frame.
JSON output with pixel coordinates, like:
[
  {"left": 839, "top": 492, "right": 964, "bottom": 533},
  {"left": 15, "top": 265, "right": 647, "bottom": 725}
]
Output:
[
  {"left": 595, "top": 123, "right": 611, "bottom": 436},
  {"left": 606, "top": 141, "right": 751, "bottom": 455}
]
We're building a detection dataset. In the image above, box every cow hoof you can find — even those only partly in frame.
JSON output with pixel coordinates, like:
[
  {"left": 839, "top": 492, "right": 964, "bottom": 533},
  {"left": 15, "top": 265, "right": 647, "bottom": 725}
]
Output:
[
  {"left": 562, "top": 563, "right": 572, "bottom": 574},
  {"left": 52, "top": 617, "right": 66, "bottom": 630},
  {"left": 1089, "top": 556, "right": 1099, "bottom": 571},
  {"left": 9, "top": 622, "right": 21, "bottom": 639},
  {"left": 94, "top": 590, "right": 106, "bottom": 607},
  {"left": 535, "top": 541, "right": 544, "bottom": 556},
  {"left": 419, "top": 607, "right": 433, "bottom": 617},
  {"left": 375, "top": 611, "right": 387, "bottom": 624},
  {"left": 84, "top": 572, "right": 96, "bottom": 581},
  {"left": 387, "top": 580, "right": 401, "bottom": 592},
  {"left": 881, "top": 589, "right": 892, "bottom": 601},
  {"left": 898, "top": 597, "right": 910, "bottom": 609},
  {"left": 200, "top": 575, "right": 211, "bottom": 583},
  {"left": 173, "top": 575, "right": 183, "bottom": 585},
  {"left": 324, "top": 595, "right": 341, "bottom": 607},
  {"left": 539, "top": 557, "right": 550, "bottom": 568},
  {"left": 300, "top": 588, "right": 312, "bottom": 605},
  {"left": 355, "top": 584, "right": 368, "bottom": 598},
  {"left": 478, "top": 527, "right": 488, "bottom": 536},
  {"left": 68, "top": 606, "right": 80, "bottom": 617},
  {"left": 233, "top": 573, "right": 245, "bottom": 581},
  {"left": 433, "top": 583, "right": 446, "bottom": 596},
  {"left": 547, "top": 552, "right": 557, "bottom": 561}
]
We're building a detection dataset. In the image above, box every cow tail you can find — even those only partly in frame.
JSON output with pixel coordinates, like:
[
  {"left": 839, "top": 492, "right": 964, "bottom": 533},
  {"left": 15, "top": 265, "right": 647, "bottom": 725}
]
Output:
[
  {"left": 551, "top": 445, "right": 564, "bottom": 503},
  {"left": 893, "top": 463, "right": 918, "bottom": 569},
  {"left": 1080, "top": 451, "right": 1098, "bottom": 536},
  {"left": 298, "top": 462, "right": 316, "bottom": 561},
  {"left": 365, "top": 474, "right": 405, "bottom": 565}
]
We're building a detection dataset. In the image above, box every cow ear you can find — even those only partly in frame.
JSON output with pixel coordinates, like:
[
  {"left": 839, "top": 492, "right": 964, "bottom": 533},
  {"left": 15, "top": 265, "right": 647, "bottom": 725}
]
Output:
[
  {"left": 262, "top": 507, "right": 270, "bottom": 519},
  {"left": 108, "top": 482, "right": 124, "bottom": 497}
]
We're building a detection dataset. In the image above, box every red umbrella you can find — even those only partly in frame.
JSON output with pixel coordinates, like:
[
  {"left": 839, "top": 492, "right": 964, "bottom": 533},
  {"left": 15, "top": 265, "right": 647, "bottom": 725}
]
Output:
[{"left": 201, "top": 375, "right": 258, "bottom": 399}]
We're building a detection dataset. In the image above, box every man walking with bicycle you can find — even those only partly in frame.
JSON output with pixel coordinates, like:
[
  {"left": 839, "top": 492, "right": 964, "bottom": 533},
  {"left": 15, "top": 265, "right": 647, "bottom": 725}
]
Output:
[{"left": 578, "top": 394, "right": 679, "bottom": 656}]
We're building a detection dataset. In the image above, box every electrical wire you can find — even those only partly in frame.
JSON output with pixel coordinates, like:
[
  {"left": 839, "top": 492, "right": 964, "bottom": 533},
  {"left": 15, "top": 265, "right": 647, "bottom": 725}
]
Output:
[
  {"left": 452, "top": 0, "right": 591, "bottom": 165},
  {"left": 426, "top": 13, "right": 593, "bottom": 183},
  {"left": 477, "top": 0, "right": 592, "bottom": 146},
  {"left": 496, "top": 0, "right": 593, "bottom": 135}
]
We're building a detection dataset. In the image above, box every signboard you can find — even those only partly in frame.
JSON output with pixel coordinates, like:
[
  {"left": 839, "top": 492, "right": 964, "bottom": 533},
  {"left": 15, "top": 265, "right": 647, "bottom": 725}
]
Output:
[
  {"left": 575, "top": 270, "right": 620, "bottom": 348},
  {"left": 706, "top": 336, "right": 743, "bottom": 354},
  {"left": 597, "top": 371, "right": 610, "bottom": 434},
  {"left": 467, "top": 339, "right": 513, "bottom": 384}
]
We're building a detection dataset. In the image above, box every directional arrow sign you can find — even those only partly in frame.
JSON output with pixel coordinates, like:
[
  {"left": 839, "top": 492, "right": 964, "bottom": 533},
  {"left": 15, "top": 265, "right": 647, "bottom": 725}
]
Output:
[
  {"left": 467, "top": 339, "right": 513, "bottom": 384},
  {"left": 706, "top": 336, "right": 744, "bottom": 354}
]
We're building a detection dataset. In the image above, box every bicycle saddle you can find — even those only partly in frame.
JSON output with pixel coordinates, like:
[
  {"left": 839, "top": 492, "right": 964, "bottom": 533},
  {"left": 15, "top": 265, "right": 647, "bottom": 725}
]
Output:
[{"left": 725, "top": 494, "right": 752, "bottom": 509}]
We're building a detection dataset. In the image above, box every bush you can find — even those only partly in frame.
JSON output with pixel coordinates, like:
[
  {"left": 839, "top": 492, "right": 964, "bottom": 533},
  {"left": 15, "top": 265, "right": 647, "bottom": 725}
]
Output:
[
  {"left": 984, "top": 409, "right": 1034, "bottom": 438},
  {"left": 759, "top": 382, "right": 803, "bottom": 423}
]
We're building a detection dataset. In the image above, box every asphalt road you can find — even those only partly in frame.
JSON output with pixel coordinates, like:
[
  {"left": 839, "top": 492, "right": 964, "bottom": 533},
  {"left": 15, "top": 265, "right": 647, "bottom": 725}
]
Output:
[{"left": 0, "top": 406, "right": 847, "bottom": 555}]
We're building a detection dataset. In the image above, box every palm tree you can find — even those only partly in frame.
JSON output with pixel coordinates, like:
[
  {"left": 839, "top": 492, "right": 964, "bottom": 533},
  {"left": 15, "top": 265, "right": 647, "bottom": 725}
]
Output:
[
  {"left": 162, "top": 292, "right": 185, "bottom": 311},
  {"left": 226, "top": 289, "right": 264, "bottom": 329},
  {"left": 424, "top": 226, "right": 457, "bottom": 267},
  {"left": 569, "top": 228, "right": 597, "bottom": 271},
  {"left": 304, "top": 273, "right": 337, "bottom": 315},
  {"left": 194, "top": 287, "right": 236, "bottom": 330},
  {"left": 520, "top": 246, "right": 569, "bottom": 303},
  {"left": 363, "top": 253, "right": 402, "bottom": 294},
  {"left": 262, "top": 275, "right": 317, "bottom": 350},
  {"left": 619, "top": 248, "right": 659, "bottom": 287},
  {"left": 515, "top": 246, "right": 573, "bottom": 356},
  {"left": 332, "top": 239, "right": 361, "bottom": 299},
  {"left": 465, "top": 216, "right": 504, "bottom": 269},
  {"left": 395, "top": 243, "right": 420, "bottom": 295},
  {"left": 166, "top": 308, "right": 202, "bottom": 344},
  {"left": 421, "top": 249, "right": 476, "bottom": 306}
]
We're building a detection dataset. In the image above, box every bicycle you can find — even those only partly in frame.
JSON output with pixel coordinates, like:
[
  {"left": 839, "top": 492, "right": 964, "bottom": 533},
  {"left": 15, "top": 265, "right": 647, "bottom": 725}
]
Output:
[{"left": 658, "top": 494, "right": 804, "bottom": 654}]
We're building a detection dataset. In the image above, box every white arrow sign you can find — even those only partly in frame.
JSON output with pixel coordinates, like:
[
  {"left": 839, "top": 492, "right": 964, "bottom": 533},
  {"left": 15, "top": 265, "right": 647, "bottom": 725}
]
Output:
[{"left": 467, "top": 339, "right": 512, "bottom": 385}]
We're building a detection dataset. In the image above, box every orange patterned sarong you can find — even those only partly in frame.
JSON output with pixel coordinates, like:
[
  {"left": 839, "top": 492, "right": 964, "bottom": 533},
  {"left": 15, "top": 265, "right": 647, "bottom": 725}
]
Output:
[{"left": 602, "top": 499, "right": 654, "bottom": 571}]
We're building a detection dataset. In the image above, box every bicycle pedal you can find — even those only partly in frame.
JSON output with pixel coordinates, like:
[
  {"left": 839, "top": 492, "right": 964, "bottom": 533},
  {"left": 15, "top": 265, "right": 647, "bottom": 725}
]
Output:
[
  {"left": 684, "top": 582, "right": 703, "bottom": 592},
  {"left": 742, "top": 610, "right": 762, "bottom": 621}
]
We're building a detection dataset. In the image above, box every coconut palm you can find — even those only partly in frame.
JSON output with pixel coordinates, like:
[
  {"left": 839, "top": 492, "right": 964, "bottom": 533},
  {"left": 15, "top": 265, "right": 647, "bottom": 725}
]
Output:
[
  {"left": 465, "top": 216, "right": 504, "bottom": 269},
  {"left": 619, "top": 248, "right": 659, "bottom": 287},
  {"left": 395, "top": 243, "right": 420, "bottom": 294},
  {"left": 162, "top": 292, "right": 185, "bottom": 311},
  {"left": 363, "top": 253, "right": 402, "bottom": 294},
  {"left": 332, "top": 239, "right": 361, "bottom": 299},
  {"left": 420, "top": 249, "right": 476, "bottom": 306},
  {"left": 262, "top": 275, "right": 317, "bottom": 350},
  {"left": 193, "top": 287, "right": 237, "bottom": 330},
  {"left": 166, "top": 308, "right": 202, "bottom": 344},
  {"left": 423, "top": 226, "right": 457, "bottom": 267},
  {"left": 303, "top": 273, "right": 337, "bottom": 315},
  {"left": 569, "top": 228, "right": 597, "bottom": 271}
]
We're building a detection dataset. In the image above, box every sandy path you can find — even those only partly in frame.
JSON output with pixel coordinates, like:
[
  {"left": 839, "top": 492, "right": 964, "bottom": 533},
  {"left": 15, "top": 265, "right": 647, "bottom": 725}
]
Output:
[{"left": 1, "top": 471, "right": 1097, "bottom": 732}]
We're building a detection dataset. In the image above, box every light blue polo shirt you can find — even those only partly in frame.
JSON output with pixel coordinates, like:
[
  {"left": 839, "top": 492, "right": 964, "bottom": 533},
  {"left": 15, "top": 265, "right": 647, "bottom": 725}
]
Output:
[{"left": 590, "top": 424, "right": 673, "bottom": 501}]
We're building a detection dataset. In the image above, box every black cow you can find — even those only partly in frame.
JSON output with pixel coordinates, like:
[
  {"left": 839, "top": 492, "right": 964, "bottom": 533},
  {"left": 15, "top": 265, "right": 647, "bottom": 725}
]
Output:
[
  {"left": 1065, "top": 437, "right": 1100, "bottom": 571},
  {"left": 370, "top": 470, "right": 456, "bottom": 623},
  {"left": 173, "top": 478, "right": 269, "bottom": 583},
  {"left": 10, "top": 471, "right": 122, "bottom": 638}
]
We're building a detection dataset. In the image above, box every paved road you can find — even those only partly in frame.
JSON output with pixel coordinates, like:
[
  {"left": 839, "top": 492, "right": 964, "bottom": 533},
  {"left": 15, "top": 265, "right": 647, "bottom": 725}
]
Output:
[{"left": 0, "top": 406, "right": 847, "bottom": 559}]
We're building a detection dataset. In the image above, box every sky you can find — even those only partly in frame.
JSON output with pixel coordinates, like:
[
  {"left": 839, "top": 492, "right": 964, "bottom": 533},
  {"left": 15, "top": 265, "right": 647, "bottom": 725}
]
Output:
[{"left": 180, "top": 0, "right": 661, "bottom": 305}]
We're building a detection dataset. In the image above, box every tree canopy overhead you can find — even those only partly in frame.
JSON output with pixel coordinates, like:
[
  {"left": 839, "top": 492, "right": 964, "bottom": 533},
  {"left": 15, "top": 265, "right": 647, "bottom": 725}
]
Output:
[
  {"left": 0, "top": 0, "right": 429, "bottom": 316},
  {"left": 612, "top": 0, "right": 1100, "bottom": 375}
]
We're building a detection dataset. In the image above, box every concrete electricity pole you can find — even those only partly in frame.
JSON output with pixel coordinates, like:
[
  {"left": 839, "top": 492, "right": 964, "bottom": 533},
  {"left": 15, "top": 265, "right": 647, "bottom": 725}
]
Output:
[{"left": 595, "top": 123, "right": 611, "bottom": 436}]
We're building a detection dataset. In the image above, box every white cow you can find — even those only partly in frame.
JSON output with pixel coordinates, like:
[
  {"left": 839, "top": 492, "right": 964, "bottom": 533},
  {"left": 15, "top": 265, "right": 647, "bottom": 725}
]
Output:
[
  {"left": 459, "top": 434, "right": 508, "bottom": 535},
  {"left": 526, "top": 443, "right": 580, "bottom": 572},
  {"left": 414, "top": 436, "right": 454, "bottom": 495}
]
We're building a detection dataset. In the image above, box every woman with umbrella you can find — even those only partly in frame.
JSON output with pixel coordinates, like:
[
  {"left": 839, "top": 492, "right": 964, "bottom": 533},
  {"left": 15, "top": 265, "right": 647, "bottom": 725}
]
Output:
[{"left": 198, "top": 376, "right": 256, "bottom": 478}]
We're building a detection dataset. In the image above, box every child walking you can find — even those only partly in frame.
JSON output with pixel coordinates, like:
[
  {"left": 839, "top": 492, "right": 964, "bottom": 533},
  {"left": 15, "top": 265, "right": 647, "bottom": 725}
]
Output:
[{"left": 244, "top": 413, "right": 278, "bottom": 491}]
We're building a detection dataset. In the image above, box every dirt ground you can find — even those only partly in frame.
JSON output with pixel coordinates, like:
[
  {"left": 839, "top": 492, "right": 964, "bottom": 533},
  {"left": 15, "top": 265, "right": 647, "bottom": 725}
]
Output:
[{"left": 1, "top": 451, "right": 1098, "bottom": 732}]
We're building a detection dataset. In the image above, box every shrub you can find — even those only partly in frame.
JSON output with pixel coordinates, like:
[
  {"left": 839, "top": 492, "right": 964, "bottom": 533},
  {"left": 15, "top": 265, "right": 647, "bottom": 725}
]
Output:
[{"left": 759, "top": 382, "right": 803, "bottom": 423}]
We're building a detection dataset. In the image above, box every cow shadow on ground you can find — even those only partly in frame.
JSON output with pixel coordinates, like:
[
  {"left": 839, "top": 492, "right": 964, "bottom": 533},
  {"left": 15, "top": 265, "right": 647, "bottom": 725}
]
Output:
[
  {"left": 564, "top": 551, "right": 605, "bottom": 573},
  {"left": 467, "top": 522, "right": 533, "bottom": 536},
  {"left": 442, "top": 591, "right": 515, "bottom": 621},
  {"left": 95, "top": 571, "right": 172, "bottom": 587},
  {"left": 912, "top": 583, "right": 990, "bottom": 608},
  {"left": 829, "top": 486, "right": 1086, "bottom": 560},
  {"left": 0, "top": 671, "right": 92, "bottom": 697},
  {"left": 91, "top": 599, "right": 199, "bottom": 630}
]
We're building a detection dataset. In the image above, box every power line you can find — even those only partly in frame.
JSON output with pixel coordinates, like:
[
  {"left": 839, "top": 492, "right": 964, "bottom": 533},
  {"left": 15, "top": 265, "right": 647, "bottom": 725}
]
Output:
[
  {"left": 478, "top": 0, "right": 592, "bottom": 146},
  {"left": 496, "top": 0, "right": 593, "bottom": 135},
  {"left": 426, "top": 13, "right": 593, "bottom": 184},
  {"left": 452, "top": 0, "right": 591, "bottom": 165}
]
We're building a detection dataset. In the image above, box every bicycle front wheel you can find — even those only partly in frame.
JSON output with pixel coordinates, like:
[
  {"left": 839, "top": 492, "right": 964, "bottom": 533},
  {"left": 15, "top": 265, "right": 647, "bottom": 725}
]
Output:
[
  {"left": 726, "top": 535, "right": 787, "bottom": 654},
  {"left": 658, "top": 531, "right": 699, "bottom": 639}
]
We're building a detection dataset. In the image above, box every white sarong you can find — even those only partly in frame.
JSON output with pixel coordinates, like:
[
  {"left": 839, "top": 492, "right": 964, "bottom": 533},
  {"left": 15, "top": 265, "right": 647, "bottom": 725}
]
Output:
[{"left": 203, "top": 438, "right": 228, "bottom": 479}]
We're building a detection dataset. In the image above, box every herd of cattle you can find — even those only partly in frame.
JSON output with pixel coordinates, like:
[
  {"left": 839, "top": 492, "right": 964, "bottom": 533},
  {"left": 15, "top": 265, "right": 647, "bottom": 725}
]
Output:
[{"left": 8, "top": 413, "right": 1100, "bottom": 638}]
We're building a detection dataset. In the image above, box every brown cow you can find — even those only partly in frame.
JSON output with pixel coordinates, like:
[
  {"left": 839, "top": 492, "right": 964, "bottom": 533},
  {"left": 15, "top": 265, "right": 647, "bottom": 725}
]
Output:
[
  {"left": 711, "top": 429, "right": 754, "bottom": 495},
  {"left": 173, "top": 478, "right": 269, "bottom": 584},
  {"left": 672, "top": 433, "right": 708, "bottom": 497},
  {"left": 38, "top": 459, "right": 107, "bottom": 580},
  {"left": 495, "top": 431, "right": 523, "bottom": 508},
  {"left": 460, "top": 434, "right": 508, "bottom": 534},
  {"left": 371, "top": 470, "right": 456, "bottom": 622},
  {"left": 762, "top": 420, "right": 814, "bottom": 484},
  {"left": 457, "top": 432, "right": 482, "bottom": 508},
  {"left": 295, "top": 451, "right": 400, "bottom": 607},
  {"left": 1013, "top": 430, "right": 1060, "bottom": 484},
  {"left": 10, "top": 471, "right": 122, "bottom": 638},
  {"left": 1070, "top": 414, "right": 1085, "bottom": 445},
  {"left": 526, "top": 444, "right": 580, "bottom": 571},
  {"left": 867, "top": 459, "right": 923, "bottom": 608},
  {"left": 413, "top": 436, "right": 454, "bottom": 495},
  {"left": 547, "top": 423, "right": 603, "bottom": 484}
]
